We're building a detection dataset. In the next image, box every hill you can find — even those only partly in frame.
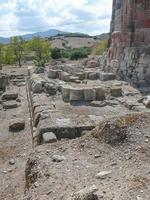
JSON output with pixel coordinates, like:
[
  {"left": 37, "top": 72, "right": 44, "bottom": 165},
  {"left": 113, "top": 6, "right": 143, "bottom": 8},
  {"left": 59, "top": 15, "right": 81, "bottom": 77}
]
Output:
[{"left": 0, "top": 29, "right": 67, "bottom": 44}]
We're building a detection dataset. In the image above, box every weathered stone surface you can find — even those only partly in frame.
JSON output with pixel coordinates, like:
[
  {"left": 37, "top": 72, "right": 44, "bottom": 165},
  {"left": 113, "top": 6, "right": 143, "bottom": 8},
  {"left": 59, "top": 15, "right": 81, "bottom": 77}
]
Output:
[
  {"left": 88, "top": 72, "right": 98, "bottom": 80},
  {"left": 75, "top": 72, "right": 85, "bottom": 80},
  {"left": 107, "top": 0, "right": 150, "bottom": 85},
  {"left": 69, "top": 76, "right": 79, "bottom": 83},
  {"left": 84, "top": 88, "right": 96, "bottom": 101},
  {"left": 100, "top": 73, "right": 116, "bottom": 81},
  {"left": 70, "top": 88, "right": 83, "bottom": 101},
  {"left": 61, "top": 72, "right": 70, "bottom": 82},
  {"left": 52, "top": 155, "right": 66, "bottom": 162},
  {"left": 42, "top": 132, "right": 57, "bottom": 143},
  {"left": 2, "top": 101, "right": 18, "bottom": 109},
  {"left": 90, "top": 101, "right": 107, "bottom": 107},
  {"left": 110, "top": 87, "right": 122, "bottom": 97},
  {"left": 48, "top": 69, "right": 57, "bottom": 79},
  {"left": 44, "top": 83, "right": 57, "bottom": 95},
  {"left": 84, "top": 71, "right": 94, "bottom": 79},
  {"left": 86, "top": 59, "right": 99, "bottom": 68},
  {"left": 2, "top": 92, "right": 18, "bottom": 100},
  {"left": 30, "top": 74, "right": 44, "bottom": 93},
  {"left": 31, "top": 80, "right": 43, "bottom": 93},
  {"left": 62, "top": 85, "right": 71, "bottom": 102},
  {"left": 68, "top": 185, "right": 98, "bottom": 200},
  {"left": 9, "top": 118, "right": 25, "bottom": 131},
  {"left": 95, "top": 87, "right": 105, "bottom": 101},
  {"left": 143, "top": 96, "right": 150, "bottom": 108},
  {"left": 0, "top": 73, "right": 8, "bottom": 91}
]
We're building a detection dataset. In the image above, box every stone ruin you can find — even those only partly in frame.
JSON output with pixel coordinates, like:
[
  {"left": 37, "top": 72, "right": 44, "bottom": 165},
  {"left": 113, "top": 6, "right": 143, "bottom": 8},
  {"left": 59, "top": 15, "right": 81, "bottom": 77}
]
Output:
[
  {"left": 27, "top": 59, "right": 150, "bottom": 146},
  {"left": 100, "top": 0, "right": 150, "bottom": 87}
]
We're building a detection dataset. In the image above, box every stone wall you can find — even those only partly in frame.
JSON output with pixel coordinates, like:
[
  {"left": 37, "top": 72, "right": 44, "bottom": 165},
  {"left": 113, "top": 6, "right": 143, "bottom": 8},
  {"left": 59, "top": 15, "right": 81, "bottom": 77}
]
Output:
[{"left": 104, "top": 0, "right": 150, "bottom": 86}]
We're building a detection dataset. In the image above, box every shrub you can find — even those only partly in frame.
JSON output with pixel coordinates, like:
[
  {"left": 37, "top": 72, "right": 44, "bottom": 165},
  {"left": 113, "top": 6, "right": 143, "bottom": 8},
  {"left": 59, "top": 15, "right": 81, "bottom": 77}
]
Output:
[
  {"left": 92, "top": 38, "right": 109, "bottom": 55},
  {"left": 51, "top": 48, "right": 62, "bottom": 59},
  {"left": 70, "top": 48, "right": 91, "bottom": 60}
]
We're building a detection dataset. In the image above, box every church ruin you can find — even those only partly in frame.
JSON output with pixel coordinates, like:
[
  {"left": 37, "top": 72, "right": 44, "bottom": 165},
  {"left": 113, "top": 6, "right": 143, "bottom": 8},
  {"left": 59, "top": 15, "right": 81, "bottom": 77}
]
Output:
[{"left": 105, "top": 0, "right": 150, "bottom": 87}]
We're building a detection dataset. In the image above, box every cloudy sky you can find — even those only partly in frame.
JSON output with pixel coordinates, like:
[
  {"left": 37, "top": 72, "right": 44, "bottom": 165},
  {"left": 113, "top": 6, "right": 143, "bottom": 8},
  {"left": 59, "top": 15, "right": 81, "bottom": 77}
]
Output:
[{"left": 0, "top": 0, "right": 113, "bottom": 37}]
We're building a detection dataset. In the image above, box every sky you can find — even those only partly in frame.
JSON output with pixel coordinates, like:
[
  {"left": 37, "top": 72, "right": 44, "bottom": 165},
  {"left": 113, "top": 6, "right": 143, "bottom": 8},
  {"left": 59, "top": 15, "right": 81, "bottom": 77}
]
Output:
[{"left": 0, "top": 0, "right": 113, "bottom": 37}]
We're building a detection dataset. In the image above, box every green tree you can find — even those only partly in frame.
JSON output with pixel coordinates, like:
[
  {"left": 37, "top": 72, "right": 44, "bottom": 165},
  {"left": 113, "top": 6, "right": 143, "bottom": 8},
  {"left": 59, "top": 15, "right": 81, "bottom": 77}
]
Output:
[
  {"left": 28, "top": 37, "right": 51, "bottom": 66},
  {"left": 11, "top": 36, "right": 24, "bottom": 67},
  {"left": 4, "top": 45, "right": 15, "bottom": 64},
  {"left": 0, "top": 44, "right": 4, "bottom": 66}
]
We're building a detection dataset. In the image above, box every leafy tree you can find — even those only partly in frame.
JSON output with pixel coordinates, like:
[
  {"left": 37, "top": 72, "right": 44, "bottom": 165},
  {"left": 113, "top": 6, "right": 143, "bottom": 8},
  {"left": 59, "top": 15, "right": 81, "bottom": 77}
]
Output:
[
  {"left": 28, "top": 37, "right": 51, "bottom": 66},
  {"left": 0, "top": 44, "right": 4, "bottom": 66},
  {"left": 11, "top": 36, "right": 24, "bottom": 67},
  {"left": 4, "top": 45, "right": 15, "bottom": 64}
]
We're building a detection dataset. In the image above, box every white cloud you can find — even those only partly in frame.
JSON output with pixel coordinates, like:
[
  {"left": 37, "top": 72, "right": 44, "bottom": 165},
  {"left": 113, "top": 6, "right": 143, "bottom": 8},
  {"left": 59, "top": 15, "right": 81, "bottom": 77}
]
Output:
[{"left": 0, "top": 0, "right": 112, "bottom": 37}]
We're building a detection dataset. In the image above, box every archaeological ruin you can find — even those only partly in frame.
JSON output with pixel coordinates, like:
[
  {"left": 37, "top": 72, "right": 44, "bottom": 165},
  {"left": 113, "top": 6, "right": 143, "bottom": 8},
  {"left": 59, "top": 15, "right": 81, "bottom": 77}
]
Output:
[
  {"left": 101, "top": 0, "right": 150, "bottom": 87},
  {"left": 0, "top": 0, "right": 150, "bottom": 199}
]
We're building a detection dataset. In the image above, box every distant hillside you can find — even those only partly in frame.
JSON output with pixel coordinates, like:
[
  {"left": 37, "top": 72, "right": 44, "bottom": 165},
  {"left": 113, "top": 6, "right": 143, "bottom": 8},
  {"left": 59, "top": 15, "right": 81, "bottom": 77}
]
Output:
[
  {"left": 0, "top": 29, "right": 109, "bottom": 45},
  {"left": 94, "top": 33, "right": 109, "bottom": 40},
  {"left": 0, "top": 29, "right": 67, "bottom": 44}
]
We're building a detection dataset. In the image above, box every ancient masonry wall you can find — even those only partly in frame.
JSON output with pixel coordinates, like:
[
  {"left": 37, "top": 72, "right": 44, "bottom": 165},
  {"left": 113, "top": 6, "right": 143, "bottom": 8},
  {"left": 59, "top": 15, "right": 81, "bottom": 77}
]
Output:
[{"left": 104, "top": 0, "right": 150, "bottom": 86}]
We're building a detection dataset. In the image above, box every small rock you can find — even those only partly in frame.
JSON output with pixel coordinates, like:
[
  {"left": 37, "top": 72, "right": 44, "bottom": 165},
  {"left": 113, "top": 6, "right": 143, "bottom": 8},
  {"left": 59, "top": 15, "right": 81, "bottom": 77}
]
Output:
[
  {"left": 52, "top": 155, "right": 66, "bottom": 162},
  {"left": 42, "top": 132, "right": 57, "bottom": 143},
  {"left": 68, "top": 185, "right": 98, "bottom": 200},
  {"left": 95, "top": 170, "right": 112, "bottom": 179},
  {"left": 9, "top": 118, "right": 25, "bottom": 132},
  {"left": 9, "top": 158, "right": 15, "bottom": 165},
  {"left": 94, "top": 154, "right": 101, "bottom": 158},
  {"left": 125, "top": 155, "right": 132, "bottom": 160},
  {"left": 145, "top": 139, "right": 149, "bottom": 143},
  {"left": 7, "top": 168, "right": 13, "bottom": 172},
  {"left": 137, "top": 196, "right": 144, "bottom": 200},
  {"left": 34, "top": 182, "right": 39, "bottom": 188},
  {"left": 143, "top": 95, "right": 150, "bottom": 108}
]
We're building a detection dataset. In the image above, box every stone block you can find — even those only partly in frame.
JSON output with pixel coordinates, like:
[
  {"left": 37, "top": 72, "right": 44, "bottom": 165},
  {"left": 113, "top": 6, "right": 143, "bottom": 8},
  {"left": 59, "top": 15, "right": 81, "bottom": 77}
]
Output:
[
  {"left": 88, "top": 72, "right": 98, "bottom": 80},
  {"left": 95, "top": 87, "right": 105, "bottom": 100},
  {"left": 2, "top": 92, "right": 18, "bottom": 100},
  {"left": 110, "top": 87, "right": 122, "bottom": 97},
  {"left": 69, "top": 76, "right": 79, "bottom": 83},
  {"left": 62, "top": 85, "right": 71, "bottom": 102},
  {"left": 84, "top": 71, "right": 93, "bottom": 79},
  {"left": 31, "top": 80, "right": 43, "bottom": 93},
  {"left": 100, "top": 73, "right": 116, "bottom": 81},
  {"left": 70, "top": 88, "right": 83, "bottom": 101},
  {"left": 84, "top": 88, "right": 96, "bottom": 101},
  {"left": 75, "top": 72, "right": 85, "bottom": 80},
  {"left": 2, "top": 101, "right": 18, "bottom": 109},
  {"left": 44, "top": 83, "right": 57, "bottom": 95},
  {"left": 0, "top": 73, "right": 8, "bottom": 91},
  {"left": 61, "top": 72, "right": 70, "bottom": 82},
  {"left": 48, "top": 69, "right": 57, "bottom": 79}
]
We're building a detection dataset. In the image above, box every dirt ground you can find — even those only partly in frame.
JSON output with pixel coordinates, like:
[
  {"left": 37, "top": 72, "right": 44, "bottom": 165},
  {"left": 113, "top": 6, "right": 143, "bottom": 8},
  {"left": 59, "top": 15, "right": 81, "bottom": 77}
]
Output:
[
  {"left": 0, "top": 65, "right": 150, "bottom": 200},
  {"left": 24, "top": 113, "right": 150, "bottom": 200},
  {"left": 0, "top": 66, "right": 32, "bottom": 200}
]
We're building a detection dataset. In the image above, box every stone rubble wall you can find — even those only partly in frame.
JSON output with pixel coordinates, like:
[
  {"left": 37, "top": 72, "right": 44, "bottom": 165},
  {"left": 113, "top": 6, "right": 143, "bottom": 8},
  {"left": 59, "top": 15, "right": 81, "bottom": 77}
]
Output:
[
  {"left": 99, "top": 45, "right": 150, "bottom": 87},
  {"left": 104, "top": 0, "right": 150, "bottom": 86}
]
